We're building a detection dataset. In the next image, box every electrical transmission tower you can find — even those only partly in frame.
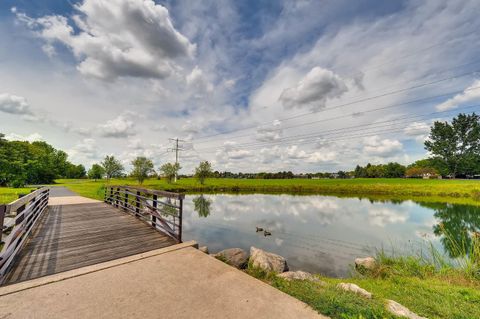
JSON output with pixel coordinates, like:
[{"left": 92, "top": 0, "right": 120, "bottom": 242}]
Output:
[{"left": 168, "top": 138, "right": 185, "bottom": 182}]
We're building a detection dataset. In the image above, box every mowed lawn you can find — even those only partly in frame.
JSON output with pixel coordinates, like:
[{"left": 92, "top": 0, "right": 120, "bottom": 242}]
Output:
[
  {"left": 0, "top": 187, "right": 35, "bottom": 204},
  {"left": 53, "top": 177, "right": 480, "bottom": 204},
  {"left": 2, "top": 177, "right": 480, "bottom": 204}
]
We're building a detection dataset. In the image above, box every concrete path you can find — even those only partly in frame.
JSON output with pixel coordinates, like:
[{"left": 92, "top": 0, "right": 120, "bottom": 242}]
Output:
[
  {"left": 0, "top": 242, "right": 326, "bottom": 319},
  {"left": 47, "top": 186, "right": 100, "bottom": 205},
  {"left": 48, "top": 186, "right": 77, "bottom": 197}
]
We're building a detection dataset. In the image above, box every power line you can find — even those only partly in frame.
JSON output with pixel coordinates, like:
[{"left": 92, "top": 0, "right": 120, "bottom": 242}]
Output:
[
  {"left": 193, "top": 105, "right": 480, "bottom": 153},
  {"left": 192, "top": 68, "right": 480, "bottom": 141},
  {"left": 193, "top": 86, "right": 480, "bottom": 145},
  {"left": 194, "top": 101, "right": 480, "bottom": 152}
]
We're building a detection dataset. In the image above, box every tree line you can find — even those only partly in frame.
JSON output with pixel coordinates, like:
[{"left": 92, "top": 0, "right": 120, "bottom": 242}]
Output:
[
  {"left": 2, "top": 112, "right": 479, "bottom": 186},
  {"left": 88, "top": 155, "right": 213, "bottom": 185},
  {"left": 0, "top": 134, "right": 86, "bottom": 187}
]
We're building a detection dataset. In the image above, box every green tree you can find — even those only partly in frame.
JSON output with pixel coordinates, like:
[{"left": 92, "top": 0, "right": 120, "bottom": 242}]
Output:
[
  {"left": 195, "top": 161, "right": 212, "bottom": 185},
  {"left": 420, "top": 202, "right": 480, "bottom": 259},
  {"left": 408, "top": 158, "right": 449, "bottom": 176},
  {"left": 0, "top": 134, "right": 79, "bottom": 187},
  {"left": 65, "top": 163, "right": 86, "bottom": 178},
  {"left": 159, "top": 163, "right": 181, "bottom": 183},
  {"left": 425, "top": 113, "right": 480, "bottom": 177},
  {"left": 101, "top": 155, "right": 124, "bottom": 180},
  {"left": 131, "top": 156, "right": 154, "bottom": 184},
  {"left": 88, "top": 164, "right": 105, "bottom": 181},
  {"left": 384, "top": 162, "right": 406, "bottom": 178}
]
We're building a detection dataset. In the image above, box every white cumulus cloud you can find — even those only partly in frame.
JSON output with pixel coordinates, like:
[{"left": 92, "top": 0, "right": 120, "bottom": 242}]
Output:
[
  {"left": 363, "top": 136, "right": 403, "bottom": 158},
  {"left": 404, "top": 122, "right": 431, "bottom": 143},
  {"left": 0, "top": 93, "right": 32, "bottom": 115},
  {"left": 436, "top": 80, "right": 480, "bottom": 111},
  {"left": 4, "top": 132, "right": 43, "bottom": 142},
  {"left": 15, "top": 0, "right": 196, "bottom": 80},
  {"left": 99, "top": 113, "right": 136, "bottom": 138},
  {"left": 279, "top": 66, "right": 349, "bottom": 111}
]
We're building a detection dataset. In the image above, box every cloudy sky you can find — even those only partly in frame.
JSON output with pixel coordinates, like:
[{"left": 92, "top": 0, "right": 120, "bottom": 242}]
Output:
[{"left": 1, "top": 0, "right": 480, "bottom": 173}]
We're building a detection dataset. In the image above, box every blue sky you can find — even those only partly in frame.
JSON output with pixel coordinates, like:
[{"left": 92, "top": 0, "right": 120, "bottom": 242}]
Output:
[{"left": 1, "top": 0, "right": 480, "bottom": 173}]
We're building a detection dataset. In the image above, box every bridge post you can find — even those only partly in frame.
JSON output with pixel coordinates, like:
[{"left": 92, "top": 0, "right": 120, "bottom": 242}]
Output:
[
  {"left": 135, "top": 191, "right": 141, "bottom": 217},
  {"left": 0, "top": 205, "right": 5, "bottom": 242},
  {"left": 152, "top": 194, "right": 157, "bottom": 228},
  {"left": 115, "top": 188, "right": 120, "bottom": 208},
  {"left": 178, "top": 198, "right": 183, "bottom": 242},
  {"left": 124, "top": 189, "right": 129, "bottom": 211}
]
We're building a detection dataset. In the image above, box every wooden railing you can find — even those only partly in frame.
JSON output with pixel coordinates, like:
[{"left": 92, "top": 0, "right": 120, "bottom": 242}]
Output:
[
  {"left": 0, "top": 187, "right": 49, "bottom": 284},
  {"left": 104, "top": 186, "right": 184, "bottom": 243}
]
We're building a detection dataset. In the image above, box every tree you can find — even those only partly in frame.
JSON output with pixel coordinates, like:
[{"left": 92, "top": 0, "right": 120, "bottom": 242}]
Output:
[
  {"left": 101, "top": 155, "right": 124, "bottom": 180},
  {"left": 409, "top": 158, "right": 448, "bottom": 177},
  {"left": 384, "top": 162, "right": 406, "bottom": 178},
  {"left": 159, "top": 163, "right": 181, "bottom": 183},
  {"left": 195, "top": 161, "right": 212, "bottom": 185},
  {"left": 131, "top": 156, "right": 154, "bottom": 184},
  {"left": 66, "top": 163, "right": 86, "bottom": 178},
  {"left": 405, "top": 166, "right": 438, "bottom": 178},
  {"left": 0, "top": 134, "right": 81, "bottom": 187},
  {"left": 337, "top": 170, "right": 347, "bottom": 179},
  {"left": 88, "top": 164, "right": 105, "bottom": 181},
  {"left": 425, "top": 113, "right": 480, "bottom": 177}
]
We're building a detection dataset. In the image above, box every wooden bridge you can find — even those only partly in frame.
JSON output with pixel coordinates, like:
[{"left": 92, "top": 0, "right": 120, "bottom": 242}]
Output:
[{"left": 0, "top": 186, "right": 183, "bottom": 285}]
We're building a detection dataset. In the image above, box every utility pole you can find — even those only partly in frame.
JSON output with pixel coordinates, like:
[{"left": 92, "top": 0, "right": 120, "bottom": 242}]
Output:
[{"left": 168, "top": 138, "right": 185, "bottom": 182}]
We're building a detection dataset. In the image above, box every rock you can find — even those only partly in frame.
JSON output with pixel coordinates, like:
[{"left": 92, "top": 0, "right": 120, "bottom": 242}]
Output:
[
  {"left": 214, "top": 248, "right": 248, "bottom": 269},
  {"left": 386, "top": 300, "right": 427, "bottom": 319},
  {"left": 199, "top": 246, "right": 209, "bottom": 254},
  {"left": 250, "top": 247, "right": 288, "bottom": 273},
  {"left": 277, "top": 271, "right": 324, "bottom": 284},
  {"left": 355, "top": 257, "right": 377, "bottom": 272},
  {"left": 337, "top": 283, "right": 372, "bottom": 299}
]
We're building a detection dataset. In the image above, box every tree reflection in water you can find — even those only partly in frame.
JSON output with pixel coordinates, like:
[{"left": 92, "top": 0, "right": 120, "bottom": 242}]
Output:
[
  {"left": 193, "top": 195, "right": 212, "bottom": 218},
  {"left": 420, "top": 202, "right": 480, "bottom": 258}
]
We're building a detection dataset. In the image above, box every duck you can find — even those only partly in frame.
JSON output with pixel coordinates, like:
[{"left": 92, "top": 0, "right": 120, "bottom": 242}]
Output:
[
  {"left": 256, "top": 226, "right": 264, "bottom": 232},
  {"left": 264, "top": 230, "right": 272, "bottom": 236}
]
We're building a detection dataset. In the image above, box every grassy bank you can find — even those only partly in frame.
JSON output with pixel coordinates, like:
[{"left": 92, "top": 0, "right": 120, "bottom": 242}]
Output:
[
  {"left": 246, "top": 251, "right": 480, "bottom": 319},
  {"left": 51, "top": 177, "right": 480, "bottom": 205},
  {"left": 0, "top": 187, "right": 35, "bottom": 204}
]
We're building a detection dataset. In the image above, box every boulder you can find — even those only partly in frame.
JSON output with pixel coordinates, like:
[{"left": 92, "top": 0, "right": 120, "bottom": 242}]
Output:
[
  {"left": 386, "top": 300, "right": 427, "bottom": 319},
  {"left": 214, "top": 248, "right": 248, "bottom": 269},
  {"left": 277, "top": 271, "right": 324, "bottom": 284},
  {"left": 355, "top": 257, "right": 377, "bottom": 272},
  {"left": 250, "top": 247, "right": 288, "bottom": 273},
  {"left": 337, "top": 283, "right": 372, "bottom": 299},
  {"left": 199, "top": 246, "right": 209, "bottom": 254}
]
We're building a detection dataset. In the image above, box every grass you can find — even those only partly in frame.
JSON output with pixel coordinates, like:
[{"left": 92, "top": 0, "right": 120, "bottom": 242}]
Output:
[
  {"left": 246, "top": 245, "right": 480, "bottom": 319},
  {"left": 0, "top": 187, "right": 35, "bottom": 204},
  {"left": 49, "top": 177, "right": 480, "bottom": 205}
]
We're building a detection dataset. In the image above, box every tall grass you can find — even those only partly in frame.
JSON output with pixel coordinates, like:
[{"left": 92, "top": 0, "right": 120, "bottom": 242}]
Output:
[{"left": 368, "top": 227, "right": 480, "bottom": 282}]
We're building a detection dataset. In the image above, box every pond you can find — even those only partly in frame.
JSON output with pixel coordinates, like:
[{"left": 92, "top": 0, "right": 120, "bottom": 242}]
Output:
[{"left": 181, "top": 194, "right": 480, "bottom": 277}]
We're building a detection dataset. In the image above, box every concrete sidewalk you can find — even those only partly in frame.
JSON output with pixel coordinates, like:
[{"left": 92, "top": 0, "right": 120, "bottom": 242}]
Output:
[{"left": 0, "top": 242, "right": 326, "bottom": 319}]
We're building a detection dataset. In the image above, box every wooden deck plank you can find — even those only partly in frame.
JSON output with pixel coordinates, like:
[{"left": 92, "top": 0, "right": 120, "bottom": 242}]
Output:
[{"left": 4, "top": 201, "right": 176, "bottom": 285}]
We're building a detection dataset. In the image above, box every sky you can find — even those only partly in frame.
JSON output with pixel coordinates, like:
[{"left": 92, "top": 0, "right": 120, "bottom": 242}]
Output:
[{"left": 1, "top": 0, "right": 480, "bottom": 174}]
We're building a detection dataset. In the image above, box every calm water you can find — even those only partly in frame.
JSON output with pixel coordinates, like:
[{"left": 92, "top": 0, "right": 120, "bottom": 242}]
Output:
[{"left": 181, "top": 194, "right": 479, "bottom": 277}]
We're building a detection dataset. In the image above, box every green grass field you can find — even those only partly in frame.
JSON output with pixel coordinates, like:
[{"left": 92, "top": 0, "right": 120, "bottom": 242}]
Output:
[
  {"left": 0, "top": 187, "right": 35, "bottom": 204},
  {"left": 2, "top": 177, "right": 480, "bottom": 205},
  {"left": 49, "top": 177, "right": 480, "bottom": 205}
]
